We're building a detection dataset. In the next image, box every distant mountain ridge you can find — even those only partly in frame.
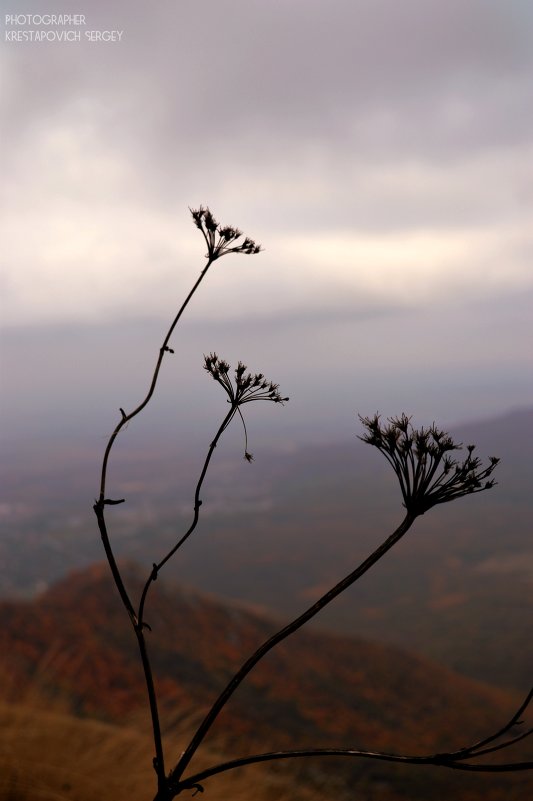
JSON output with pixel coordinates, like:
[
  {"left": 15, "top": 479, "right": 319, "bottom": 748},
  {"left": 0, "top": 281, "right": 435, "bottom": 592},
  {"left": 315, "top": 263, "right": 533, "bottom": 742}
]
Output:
[
  {"left": 0, "top": 562, "right": 512, "bottom": 738},
  {"left": 1, "top": 408, "right": 532, "bottom": 695},
  {"left": 2, "top": 563, "right": 532, "bottom": 800}
]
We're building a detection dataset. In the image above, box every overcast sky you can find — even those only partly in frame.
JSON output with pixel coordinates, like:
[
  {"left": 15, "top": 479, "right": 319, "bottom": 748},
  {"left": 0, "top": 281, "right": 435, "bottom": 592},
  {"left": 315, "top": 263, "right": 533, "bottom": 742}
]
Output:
[{"left": 1, "top": 0, "right": 532, "bottom": 449}]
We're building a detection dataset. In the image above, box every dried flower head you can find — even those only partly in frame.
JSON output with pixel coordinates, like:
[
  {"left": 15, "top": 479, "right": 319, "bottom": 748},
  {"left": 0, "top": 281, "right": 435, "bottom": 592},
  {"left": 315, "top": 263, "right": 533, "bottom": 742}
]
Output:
[
  {"left": 359, "top": 413, "right": 499, "bottom": 516},
  {"left": 204, "top": 353, "right": 288, "bottom": 462},
  {"left": 204, "top": 353, "right": 288, "bottom": 406},
  {"left": 190, "top": 206, "right": 262, "bottom": 260}
]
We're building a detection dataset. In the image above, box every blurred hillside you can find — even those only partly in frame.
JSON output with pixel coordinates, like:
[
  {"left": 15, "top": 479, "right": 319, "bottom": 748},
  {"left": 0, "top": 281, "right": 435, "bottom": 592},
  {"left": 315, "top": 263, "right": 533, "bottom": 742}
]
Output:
[
  {"left": 1, "top": 564, "right": 532, "bottom": 800},
  {"left": 1, "top": 407, "right": 531, "bottom": 697}
]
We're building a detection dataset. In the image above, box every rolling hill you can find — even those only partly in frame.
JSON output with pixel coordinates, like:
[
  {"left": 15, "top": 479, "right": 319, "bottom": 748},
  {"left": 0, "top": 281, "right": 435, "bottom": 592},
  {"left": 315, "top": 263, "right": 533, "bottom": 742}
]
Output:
[
  {"left": 1, "top": 407, "right": 532, "bottom": 702},
  {"left": 1, "top": 564, "right": 532, "bottom": 800}
]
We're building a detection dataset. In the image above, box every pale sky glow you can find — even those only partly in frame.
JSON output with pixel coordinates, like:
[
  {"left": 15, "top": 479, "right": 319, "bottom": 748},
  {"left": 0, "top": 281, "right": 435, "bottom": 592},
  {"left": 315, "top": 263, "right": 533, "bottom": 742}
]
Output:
[
  {"left": 2, "top": 115, "right": 532, "bottom": 326},
  {"left": 282, "top": 226, "right": 528, "bottom": 298},
  {"left": 1, "top": 0, "right": 532, "bottom": 440}
]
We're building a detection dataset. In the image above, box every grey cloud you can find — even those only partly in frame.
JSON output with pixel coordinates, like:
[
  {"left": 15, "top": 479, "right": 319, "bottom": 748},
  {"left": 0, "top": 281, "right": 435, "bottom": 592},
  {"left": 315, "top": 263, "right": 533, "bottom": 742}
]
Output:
[
  {"left": 4, "top": 0, "right": 532, "bottom": 163},
  {"left": 121, "top": 0, "right": 533, "bottom": 173},
  {"left": 2, "top": 0, "right": 533, "bottom": 331}
]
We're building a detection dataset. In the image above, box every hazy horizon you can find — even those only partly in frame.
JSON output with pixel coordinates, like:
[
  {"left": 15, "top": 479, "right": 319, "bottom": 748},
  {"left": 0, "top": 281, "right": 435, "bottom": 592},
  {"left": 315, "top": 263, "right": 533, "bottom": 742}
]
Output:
[{"left": 2, "top": 0, "right": 532, "bottom": 453}]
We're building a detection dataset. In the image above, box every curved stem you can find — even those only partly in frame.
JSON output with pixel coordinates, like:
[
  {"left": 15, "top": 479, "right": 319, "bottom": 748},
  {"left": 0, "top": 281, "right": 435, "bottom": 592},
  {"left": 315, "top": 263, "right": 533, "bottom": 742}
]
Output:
[
  {"left": 138, "top": 404, "right": 238, "bottom": 625},
  {"left": 167, "top": 684, "right": 533, "bottom": 795},
  {"left": 469, "top": 728, "right": 533, "bottom": 759},
  {"left": 94, "top": 256, "right": 214, "bottom": 795},
  {"left": 94, "top": 257, "right": 215, "bottom": 687},
  {"left": 171, "top": 511, "right": 417, "bottom": 783},
  {"left": 462, "top": 686, "right": 533, "bottom": 755},
  {"left": 173, "top": 746, "right": 533, "bottom": 793},
  {"left": 99, "top": 260, "right": 213, "bottom": 501},
  {"left": 94, "top": 501, "right": 137, "bottom": 624}
]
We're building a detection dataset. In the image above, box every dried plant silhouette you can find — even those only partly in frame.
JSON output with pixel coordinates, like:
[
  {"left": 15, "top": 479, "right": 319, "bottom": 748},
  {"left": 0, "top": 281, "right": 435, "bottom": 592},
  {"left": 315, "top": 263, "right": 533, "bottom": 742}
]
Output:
[{"left": 94, "top": 207, "right": 533, "bottom": 800}]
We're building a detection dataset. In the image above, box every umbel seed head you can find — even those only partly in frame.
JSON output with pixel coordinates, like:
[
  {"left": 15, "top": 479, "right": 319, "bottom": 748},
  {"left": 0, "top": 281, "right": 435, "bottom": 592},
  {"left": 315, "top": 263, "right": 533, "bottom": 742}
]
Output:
[
  {"left": 204, "top": 353, "right": 288, "bottom": 464},
  {"left": 359, "top": 413, "right": 499, "bottom": 516},
  {"left": 204, "top": 353, "right": 288, "bottom": 406},
  {"left": 190, "top": 206, "right": 262, "bottom": 260}
]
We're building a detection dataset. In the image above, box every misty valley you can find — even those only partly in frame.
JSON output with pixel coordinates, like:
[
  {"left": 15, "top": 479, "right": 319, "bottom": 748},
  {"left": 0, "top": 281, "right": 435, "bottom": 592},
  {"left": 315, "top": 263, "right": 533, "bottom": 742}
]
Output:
[{"left": 1, "top": 407, "right": 532, "bottom": 799}]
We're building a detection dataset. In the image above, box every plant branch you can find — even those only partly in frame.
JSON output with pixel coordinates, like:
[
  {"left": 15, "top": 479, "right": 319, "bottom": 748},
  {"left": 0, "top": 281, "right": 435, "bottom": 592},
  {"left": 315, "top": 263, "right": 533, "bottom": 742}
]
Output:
[
  {"left": 137, "top": 403, "right": 238, "bottom": 625},
  {"left": 136, "top": 626, "right": 167, "bottom": 790},
  {"left": 93, "top": 208, "right": 263, "bottom": 801},
  {"left": 170, "top": 511, "right": 417, "bottom": 784},
  {"left": 454, "top": 685, "right": 533, "bottom": 757},
  {"left": 175, "top": 745, "right": 533, "bottom": 795},
  {"left": 93, "top": 500, "right": 137, "bottom": 625},
  {"left": 166, "top": 684, "right": 533, "bottom": 796},
  {"left": 170, "top": 685, "right": 533, "bottom": 793},
  {"left": 99, "top": 260, "right": 213, "bottom": 502}
]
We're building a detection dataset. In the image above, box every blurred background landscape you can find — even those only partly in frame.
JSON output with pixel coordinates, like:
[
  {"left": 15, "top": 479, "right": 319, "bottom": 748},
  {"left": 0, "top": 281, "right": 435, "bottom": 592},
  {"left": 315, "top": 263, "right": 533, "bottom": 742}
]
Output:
[
  {"left": 1, "top": 406, "right": 532, "bottom": 799},
  {"left": 1, "top": 0, "right": 533, "bottom": 798}
]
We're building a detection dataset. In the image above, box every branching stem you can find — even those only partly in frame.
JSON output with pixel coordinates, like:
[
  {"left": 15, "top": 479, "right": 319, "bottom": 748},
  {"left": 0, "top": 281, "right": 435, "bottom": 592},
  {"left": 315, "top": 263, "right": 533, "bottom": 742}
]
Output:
[
  {"left": 170, "top": 511, "right": 417, "bottom": 784},
  {"left": 92, "top": 210, "right": 530, "bottom": 801},
  {"left": 177, "top": 747, "right": 533, "bottom": 793},
  {"left": 94, "top": 258, "right": 214, "bottom": 790},
  {"left": 169, "top": 683, "right": 533, "bottom": 796}
]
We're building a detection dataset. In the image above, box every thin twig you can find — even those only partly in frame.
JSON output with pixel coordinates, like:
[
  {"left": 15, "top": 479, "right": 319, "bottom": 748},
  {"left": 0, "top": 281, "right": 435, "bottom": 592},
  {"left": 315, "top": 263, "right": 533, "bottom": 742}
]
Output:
[
  {"left": 136, "top": 626, "right": 167, "bottom": 788},
  {"left": 93, "top": 501, "right": 137, "bottom": 624},
  {"left": 459, "top": 686, "right": 533, "bottom": 755},
  {"left": 138, "top": 404, "right": 238, "bottom": 625},
  {"left": 99, "top": 261, "right": 213, "bottom": 502},
  {"left": 175, "top": 744, "right": 533, "bottom": 794}
]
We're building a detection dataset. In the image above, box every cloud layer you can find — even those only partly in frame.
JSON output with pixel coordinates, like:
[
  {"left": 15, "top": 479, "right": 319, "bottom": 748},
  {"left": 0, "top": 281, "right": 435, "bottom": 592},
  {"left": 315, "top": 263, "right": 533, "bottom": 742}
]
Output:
[
  {"left": 1, "top": 0, "right": 532, "bottom": 437},
  {"left": 2, "top": 0, "right": 533, "bottom": 327}
]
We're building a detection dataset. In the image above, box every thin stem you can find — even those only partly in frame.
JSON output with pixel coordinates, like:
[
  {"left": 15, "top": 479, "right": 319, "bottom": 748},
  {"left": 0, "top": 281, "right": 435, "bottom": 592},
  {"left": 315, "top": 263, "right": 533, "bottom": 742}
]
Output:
[
  {"left": 136, "top": 626, "right": 166, "bottom": 790},
  {"left": 135, "top": 403, "right": 240, "bottom": 786},
  {"left": 137, "top": 404, "right": 238, "bottom": 625},
  {"left": 94, "top": 256, "right": 214, "bottom": 795},
  {"left": 460, "top": 686, "right": 533, "bottom": 755},
  {"left": 99, "top": 260, "right": 213, "bottom": 501},
  {"left": 236, "top": 407, "right": 249, "bottom": 453},
  {"left": 94, "top": 501, "right": 137, "bottom": 624},
  {"left": 468, "top": 728, "right": 533, "bottom": 759},
  {"left": 157, "top": 406, "right": 237, "bottom": 572},
  {"left": 94, "top": 259, "right": 214, "bottom": 692},
  {"left": 175, "top": 746, "right": 533, "bottom": 793},
  {"left": 169, "top": 686, "right": 533, "bottom": 795},
  {"left": 171, "top": 511, "right": 417, "bottom": 783}
]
